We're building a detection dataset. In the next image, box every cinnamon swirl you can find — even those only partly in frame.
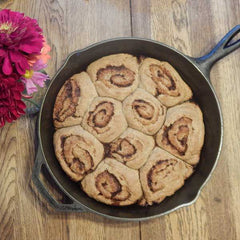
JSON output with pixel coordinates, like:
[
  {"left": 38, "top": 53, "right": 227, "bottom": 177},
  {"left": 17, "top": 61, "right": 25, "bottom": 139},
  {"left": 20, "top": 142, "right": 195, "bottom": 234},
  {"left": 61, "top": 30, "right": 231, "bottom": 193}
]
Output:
[
  {"left": 82, "top": 97, "right": 128, "bottom": 143},
  {"left": 107, "top": 128, "right": 155, "bottom": 169},
  {"left": 139, "top": 58, "right": 192, "bottom": 107},
  {"left": 156, "top": 102, "right": 205, "bottom": 165},
  {"left": 52, "top": 53, "right": 205, "bottom": 207},
  {"left": 81, "top": 158, "right": 143, "bottom": 206},
  {"left": 123, "top": 88, "right": 166, "bottom": 135},
  {"left": 140, "top": 147, "right": 193, "bottom": 205},
  {"left": 53, "top": 125, "right": 104, "bottom": 181},
  {"left": 53, "top": 72, "right": 97, "bottom": 128},
  {"left": 87, "top": 54, "right": 139, "bottom": 101}
]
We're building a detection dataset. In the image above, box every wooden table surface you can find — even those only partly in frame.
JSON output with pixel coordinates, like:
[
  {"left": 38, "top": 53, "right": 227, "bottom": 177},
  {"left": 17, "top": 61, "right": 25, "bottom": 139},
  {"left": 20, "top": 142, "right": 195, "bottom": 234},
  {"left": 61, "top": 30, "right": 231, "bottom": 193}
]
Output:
[{"left": 0, "top": 0, "right": 240, "bottom": 239}]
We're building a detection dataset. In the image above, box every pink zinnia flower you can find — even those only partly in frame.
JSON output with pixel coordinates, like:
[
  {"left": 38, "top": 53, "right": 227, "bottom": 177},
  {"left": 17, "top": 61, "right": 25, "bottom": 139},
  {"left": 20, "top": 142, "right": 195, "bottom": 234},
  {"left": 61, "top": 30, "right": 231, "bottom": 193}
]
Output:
[
  {"left": 21, "top": 60, "right": 49, "bottom": 95},
  {"left": 0, "top": 9, "right": 43, "bottom": 75}
]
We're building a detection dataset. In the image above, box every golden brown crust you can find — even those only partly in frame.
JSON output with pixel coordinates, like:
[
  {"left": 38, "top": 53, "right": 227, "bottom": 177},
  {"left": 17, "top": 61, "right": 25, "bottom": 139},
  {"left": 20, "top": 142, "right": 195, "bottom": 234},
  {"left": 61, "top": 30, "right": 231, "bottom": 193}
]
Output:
[
  {"left": 52, "top": 54, "right": 205, "bottom": 207},
  {"left": 82, "top": 97, "right": 128, "bottom": 143},
  {"left": 140, "top": 147, "right": 193, "bottom": 205},
  {"left": 53, "top": 72, "right": 97, "bottom": 129},
  {"left": 156, "top": 102, "right": 205, "bottom": 165},
  {"left": 123, "top": 88, "right": 166, "bottom": 135},
  {"left": 53, "top": 125, "right": 104, "bottom": 181},
  {"left": 87, "top": 54, "right": 139, "bottom": 101},
  {"left": 139, "top": 58, "right": 192, "bottom": 107},
  {"left": 81, "top": 158, "right": 143, "bottom": 206},
  {"left": 107, "top": 128, "right": 155, "bottom": 169}
]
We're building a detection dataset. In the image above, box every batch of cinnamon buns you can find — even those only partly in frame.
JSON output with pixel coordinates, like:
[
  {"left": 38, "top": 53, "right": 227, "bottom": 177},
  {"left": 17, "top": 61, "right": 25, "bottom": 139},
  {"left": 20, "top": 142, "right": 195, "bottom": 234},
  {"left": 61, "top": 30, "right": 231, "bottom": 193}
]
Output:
[{"left": 53, "top": 54, "right": 205, "bottom": 206}]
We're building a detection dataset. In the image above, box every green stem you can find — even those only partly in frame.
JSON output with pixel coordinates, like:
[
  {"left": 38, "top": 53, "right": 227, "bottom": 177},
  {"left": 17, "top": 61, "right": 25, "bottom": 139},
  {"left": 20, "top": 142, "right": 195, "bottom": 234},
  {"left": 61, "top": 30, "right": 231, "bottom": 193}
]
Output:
[{"left": 23, "top": 98, "right": 40, "bottom": 108}]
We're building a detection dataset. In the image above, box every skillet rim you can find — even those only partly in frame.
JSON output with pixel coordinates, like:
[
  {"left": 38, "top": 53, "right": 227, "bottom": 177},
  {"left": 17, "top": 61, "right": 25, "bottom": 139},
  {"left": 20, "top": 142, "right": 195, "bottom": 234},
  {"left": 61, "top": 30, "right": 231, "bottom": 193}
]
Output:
[{"left": 37, "top": 37, "right": 223, "bottom": 221}]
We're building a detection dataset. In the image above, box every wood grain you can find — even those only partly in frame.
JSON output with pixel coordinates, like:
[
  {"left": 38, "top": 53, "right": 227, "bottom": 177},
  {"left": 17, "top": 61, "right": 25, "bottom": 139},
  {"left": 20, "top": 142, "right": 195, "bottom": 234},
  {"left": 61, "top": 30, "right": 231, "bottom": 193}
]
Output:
[
  {"left": 131, "top": 0, "right": 240, "bottom": 239},
  {"left": 0, "top": 0, "right": 240, "bottom": 240},
  {"left": 0, "top": 0, "right": 14, "bottom": 9},
  {"left": 0, "top": 1, "right": 139, "bottom": 240}
]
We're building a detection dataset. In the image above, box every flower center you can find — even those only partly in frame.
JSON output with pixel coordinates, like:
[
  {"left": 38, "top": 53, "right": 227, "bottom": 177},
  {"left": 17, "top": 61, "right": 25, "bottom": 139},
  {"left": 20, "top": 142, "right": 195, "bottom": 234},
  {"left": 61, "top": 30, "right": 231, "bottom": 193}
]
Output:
[
  {"left": 23, "top": 70, "right": 34, "bottom": 79},
  {"left": 0, "top": 22, "right": 17, "bottom": 34}
]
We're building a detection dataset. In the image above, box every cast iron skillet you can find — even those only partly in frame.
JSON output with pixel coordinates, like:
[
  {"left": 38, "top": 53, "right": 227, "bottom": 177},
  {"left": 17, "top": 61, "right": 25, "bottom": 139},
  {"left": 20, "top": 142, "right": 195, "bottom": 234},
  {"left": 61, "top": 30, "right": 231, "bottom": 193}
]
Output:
[{"left": 32, "top": 26, "right": 240, "bottom": 221}]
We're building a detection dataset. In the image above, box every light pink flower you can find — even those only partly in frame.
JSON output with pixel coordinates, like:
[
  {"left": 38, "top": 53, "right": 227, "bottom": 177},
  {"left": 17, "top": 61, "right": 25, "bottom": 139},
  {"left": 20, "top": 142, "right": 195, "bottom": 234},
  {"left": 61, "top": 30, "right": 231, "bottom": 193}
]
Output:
[{"left": 21, "top": 60, "right": 49, "bottom": 95}]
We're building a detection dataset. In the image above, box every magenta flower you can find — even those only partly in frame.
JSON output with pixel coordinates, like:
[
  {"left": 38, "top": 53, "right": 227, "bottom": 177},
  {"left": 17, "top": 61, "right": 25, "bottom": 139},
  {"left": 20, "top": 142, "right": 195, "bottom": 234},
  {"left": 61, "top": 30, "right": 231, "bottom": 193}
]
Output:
[
  {"left": 21, "top": 60, "right": 49, "bottom": 95},
  {"left": 0, "top": 72, "right": 26, "bottom": 127},
  {"left": 0, "top": 9, "right": 43, "bottom": 75}
]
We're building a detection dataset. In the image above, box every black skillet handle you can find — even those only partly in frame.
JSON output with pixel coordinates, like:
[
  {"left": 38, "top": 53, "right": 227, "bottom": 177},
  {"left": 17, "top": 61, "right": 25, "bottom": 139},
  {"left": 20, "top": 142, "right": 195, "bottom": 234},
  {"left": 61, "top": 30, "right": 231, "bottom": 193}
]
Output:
[
  {"left": 32, "top": 146, "right": 86, "bottom": 212},
  {"left": 192, "top": 25, "right": 240, "bottom": 78}
]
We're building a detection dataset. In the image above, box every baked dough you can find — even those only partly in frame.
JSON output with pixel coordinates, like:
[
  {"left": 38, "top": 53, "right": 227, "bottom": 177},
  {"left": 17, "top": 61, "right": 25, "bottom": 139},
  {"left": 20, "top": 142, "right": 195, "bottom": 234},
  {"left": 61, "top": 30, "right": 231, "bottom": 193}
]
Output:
[
  {"left": 82, "top": 97, "right": 128, "bottom": 143},
  {"left": 107, "top": 128, "right": 155, "bottom": 169},
  {"left": 81, "top": 158, "right": 143, "bottom": 206},
  {"left": 53, "top": 72, "right": 97, "bottom": 128},
  {"left": 139, "top": 58, "right": 192, "bottom": 107},
  {"left": 87, "top": 54, "right": 139, "bottom": 101},
  {"left": 156, "top": 102, "right": 205, "bottom": 165},
  {"left": 123, "top": 88, "right": 166, "bottom": 135},
  {"left": 52, "top": 54, "right": 205, "bottom": 207},
  {"left": 53, "top": 125, "right": 104, "bottom": 181},
  {"left": 140, "top": 147, "right": 193, "bottom": 205}
]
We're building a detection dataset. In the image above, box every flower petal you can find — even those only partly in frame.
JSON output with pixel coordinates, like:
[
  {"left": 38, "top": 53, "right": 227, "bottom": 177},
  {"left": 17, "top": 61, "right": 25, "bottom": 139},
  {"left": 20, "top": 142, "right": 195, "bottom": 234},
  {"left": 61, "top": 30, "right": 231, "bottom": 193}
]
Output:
[
  {"left": 31, "top": 71, "right": 48, "bottom": 87},
  {"left": 0, "top": 9, "right": 45, "bottom": 75},
  {"left": 34, "top": 59, "right": 47, "bottom": 71},
  {"left": 0, "top": 117, "right": 5, "bottom": 127},
  {"left": 16, "top": 100, "right": 26, "bottom": 110},
  {"left": 0, "top": 49, "right": 6, "bottom": 57},
  {"left": 19, "top": 39, "right": 43, "bottom": 54},
  {"left": 22, "top": 78, "right": 38, "bottom": 95},
  {"left": 3, "top": 54, "right": 13, "bottom": 75},
  {"left": 0, "top": 70, "right": 26, "bottom": 126},
  {"left": 12, "top": 90, "right": 22, "bottom": 100},
  {"left": 16, "top": 61, "right": 30, "bottom": 75}
]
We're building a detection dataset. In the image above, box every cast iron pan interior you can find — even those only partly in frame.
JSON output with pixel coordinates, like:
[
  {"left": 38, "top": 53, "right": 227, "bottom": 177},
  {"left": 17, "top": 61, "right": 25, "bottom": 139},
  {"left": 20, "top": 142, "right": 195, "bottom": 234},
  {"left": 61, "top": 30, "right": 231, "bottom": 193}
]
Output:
[{"left": 39, "top": 39, "right": 222, "bottom": 220}]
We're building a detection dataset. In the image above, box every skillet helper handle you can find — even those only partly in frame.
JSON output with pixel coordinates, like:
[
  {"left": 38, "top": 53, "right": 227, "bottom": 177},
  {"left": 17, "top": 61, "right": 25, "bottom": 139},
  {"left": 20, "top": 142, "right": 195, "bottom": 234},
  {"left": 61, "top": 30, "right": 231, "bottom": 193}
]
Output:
[
  {"left": 194, "top": 25, "right": 240, "bottom": 76},
  {"left": 32, "top": 146, "right": 86, "bottom": 212}
]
